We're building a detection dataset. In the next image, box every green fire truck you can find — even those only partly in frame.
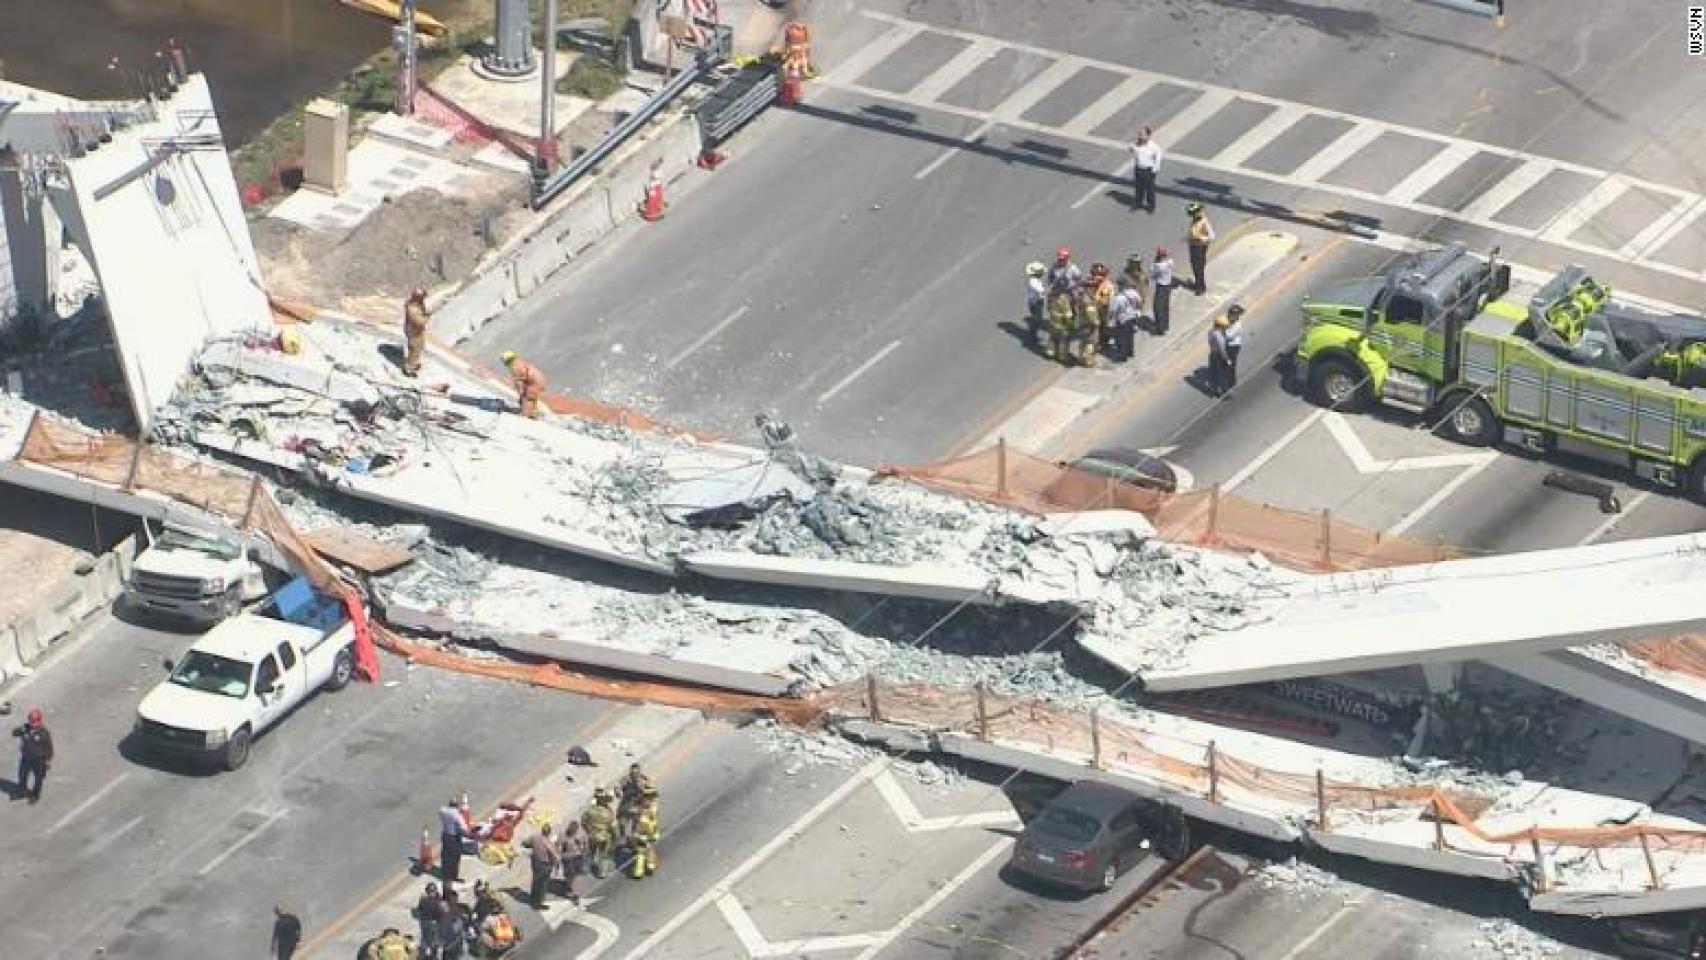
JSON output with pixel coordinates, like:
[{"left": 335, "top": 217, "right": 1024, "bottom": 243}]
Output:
[{"left": 1295, "top": 242, "right": 1706, "bottom": 502}]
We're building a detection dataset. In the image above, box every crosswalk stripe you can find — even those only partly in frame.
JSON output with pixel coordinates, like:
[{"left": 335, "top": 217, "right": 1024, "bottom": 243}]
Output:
[
  {"left": 908, "top": 37, "right": 999, "bottom": 102},
  {"left": 821, "top": 21, "right": 923, "bottom": 85},
  {"left": 988, "top": 56, "right": 1085, "bottom": 120},
  {"left": 1384, "top": 140, "right": 1479, "bottom": 206},
  {"left": 1290, "top": 122, "right": 1384, "bottom": 183},
  {"left": 1539, "top": 174, "right": 1632, "bottom": 244},
  {"left": 1211, "top": 102, "right": 1309, "bottom": 169},
  {"left": 1059, "top": 73, "right": 1154, "bottom": 137},
  {"left": 1456, "top": 157, "right": 1555, "bottom": 223},
  {"left": 1620, "top": 193, "right": 1705, "bottom": 262},
  {"left": 1150, "top": 87, "right": 1236, "bottom": 150}
]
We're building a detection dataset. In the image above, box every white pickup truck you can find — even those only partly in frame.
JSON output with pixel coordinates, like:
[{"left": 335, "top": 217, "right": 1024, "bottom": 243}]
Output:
[
  {"left": 133, "top": 577, "right": 358, "bottom": 770},
  {"left": 125, "top": 522, "right": 267, "bottom": 626}
]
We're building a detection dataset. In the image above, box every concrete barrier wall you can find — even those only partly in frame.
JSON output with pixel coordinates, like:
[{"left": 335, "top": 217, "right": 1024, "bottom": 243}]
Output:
[
  {"left": 438, "top": 109, "right": 704, "bottom": 344},
  {"left": 0, "top": 533, "right": 136, "bottom": 684}
]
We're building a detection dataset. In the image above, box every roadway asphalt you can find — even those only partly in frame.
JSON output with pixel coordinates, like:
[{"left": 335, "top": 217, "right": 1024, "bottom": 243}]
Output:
[
  {"left": 467, "top": 0, "right": 1706, "bottom": 471},
  {"left": 1085, "top": 846, "right": 1618, "bottom": 960},
  {"left": 0, "top": 608, "right": 614, "bottom": 960}
]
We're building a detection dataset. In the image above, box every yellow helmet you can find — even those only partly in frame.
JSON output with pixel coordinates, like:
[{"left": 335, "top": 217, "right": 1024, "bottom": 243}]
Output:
[{"left": 501, "top": 351, "right": 518, "bottom": 364}]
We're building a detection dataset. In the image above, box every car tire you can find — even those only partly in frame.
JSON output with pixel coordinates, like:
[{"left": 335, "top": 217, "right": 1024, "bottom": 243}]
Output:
[
  {"left": 223, "top": 726, "right": 252, "bottom": 772},
  {"left": 1099, "top": 862, "right": 1119, "bottom": 892},
  {"left": 1307, "top": 357, "right": 1371, "bottom": 413},
  {"left": 1689, "top": 457, "right": 1706, "bottom": 506},
  {"left": 1440, "top": 394, "right": 1499, "bottom": 447},
  {"left": 324, "top": 649, "right": 355, "bottom": 692}
]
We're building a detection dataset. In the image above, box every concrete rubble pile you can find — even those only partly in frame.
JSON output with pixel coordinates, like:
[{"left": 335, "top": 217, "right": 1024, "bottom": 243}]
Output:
[
  {"left": 144, "top": 318, "right": 1288, "bottom": 678},
  {"left": 1254, "top": 857, "right": 1343, "bottom": 895},
  {"left": 1476, "top": 919, "right": 1565, "bottom": 959}
]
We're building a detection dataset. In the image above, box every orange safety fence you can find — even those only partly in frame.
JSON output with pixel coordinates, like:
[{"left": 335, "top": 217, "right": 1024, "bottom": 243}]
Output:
[
  {"left": 879, "top": 443, "right": 1456, "bottom": 572},
  {"left": 838, "top": 677, "right": 1706, "bottom": 856},
  {"left": 16, "top": 414, "right": 381, "bottom": 679},
  {"left": 1627, "top": 635, "right": 1706, "bottom": 684}
]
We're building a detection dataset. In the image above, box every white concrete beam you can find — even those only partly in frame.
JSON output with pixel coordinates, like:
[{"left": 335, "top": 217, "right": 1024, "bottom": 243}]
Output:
[{"left": 1488, "top": 650, "right": 1706, "bottom": 745}]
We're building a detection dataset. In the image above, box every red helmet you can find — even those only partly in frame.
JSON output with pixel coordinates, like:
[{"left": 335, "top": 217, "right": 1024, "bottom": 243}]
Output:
[
  {"left": 27, "top": 708, "right": 43, "bottom": 725},
  {"left": 1154, "top": 246, "right": 1169, "bottom": 258},
  {"left": 1055, "top": 246, "right": 1071, "bottom": 263}
]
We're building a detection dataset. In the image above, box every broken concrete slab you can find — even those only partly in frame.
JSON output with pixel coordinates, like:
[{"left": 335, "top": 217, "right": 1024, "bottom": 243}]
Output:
[
  {"left": 1038, "top": 509, "right": 1157, "bottom": 541},
  {"left": 1133, "top": 534, "right": 1706, "bottom": 692},
  {"left": 1489, "top": 648, "right": 1706, "bottom": 746},
  {"left": 658, "top": 459, "right": 815, "bottom": 526},
  {"left": 378, "top": 595, "right": 796, "bottom": 697},
  {"left": 681, "top": 551, "right": 1001, "bottom": 605}
]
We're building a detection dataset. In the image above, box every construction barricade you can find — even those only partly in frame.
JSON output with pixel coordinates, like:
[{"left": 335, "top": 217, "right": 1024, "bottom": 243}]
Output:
[{"left": 879, "top": 442, "right": 1456, "bottom": 572}]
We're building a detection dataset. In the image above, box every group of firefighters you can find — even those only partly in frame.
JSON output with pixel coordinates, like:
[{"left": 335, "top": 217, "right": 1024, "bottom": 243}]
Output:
[
  {"left": 401, "top": 287, "right": 549, "bottom": 419},
  {"left": 1027, "top": 243, "right": 1174, "bottom": 366}
]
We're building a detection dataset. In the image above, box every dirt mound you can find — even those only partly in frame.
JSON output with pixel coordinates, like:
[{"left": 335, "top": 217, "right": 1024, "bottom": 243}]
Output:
[{"left": 258, "top": 184, "right": 529, "bottom": 313}]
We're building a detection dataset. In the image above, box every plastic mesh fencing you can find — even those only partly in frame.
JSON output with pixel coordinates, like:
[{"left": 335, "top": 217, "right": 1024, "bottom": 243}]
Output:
[
  {"left": 879, "top": 444, "right": 1456, "bottom": 572},
  {"left": 839, "top": 677, "right": 1706, "bottom": 855}
]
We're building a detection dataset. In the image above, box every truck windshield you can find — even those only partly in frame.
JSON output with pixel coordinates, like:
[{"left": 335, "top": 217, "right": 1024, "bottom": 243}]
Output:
[
  {"left": 169, "top": 651, "right": 251, "bottom": 698},
  {"left": 159, "top": 528, "right": 241, "bottom": 561}
]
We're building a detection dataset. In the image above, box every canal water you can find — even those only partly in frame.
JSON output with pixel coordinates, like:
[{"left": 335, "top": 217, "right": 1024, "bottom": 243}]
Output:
[{"left": 0, "top": 0, "right": 474, "bottom": 146}]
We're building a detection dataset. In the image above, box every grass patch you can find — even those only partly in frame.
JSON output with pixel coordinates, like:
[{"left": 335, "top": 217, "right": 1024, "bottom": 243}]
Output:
[
  {"left": 557, "top": 54, "right": 625, "bottom": 100},
  {"left": 230, "top": 18, "right": 486, "bottom": 211}
]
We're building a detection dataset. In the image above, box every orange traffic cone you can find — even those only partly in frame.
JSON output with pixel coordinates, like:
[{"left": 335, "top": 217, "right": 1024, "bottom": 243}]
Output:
[
  {"left": 640, "top": 163, "right": 666, "bottom": 221},
  {"left": 417, "top": 826, "right": 438, "bottom": 874}
]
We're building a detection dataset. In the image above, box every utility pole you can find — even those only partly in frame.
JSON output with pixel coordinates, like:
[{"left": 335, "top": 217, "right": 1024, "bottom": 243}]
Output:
[
  {"left": 394, "top": 0, "right": 418, "bottom": 116},
  {"left": 537, "top": 0, "right": 559, "bottom": 182}
]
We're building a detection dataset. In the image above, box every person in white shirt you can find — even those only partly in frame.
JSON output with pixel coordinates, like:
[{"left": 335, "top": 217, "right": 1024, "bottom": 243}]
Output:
[
  {"left": 1150, "top": 247, "right": 1176, "bottom": 336},
  {"left": 1024, "top": 261, "right": 1048, "bottom": 351},
  {"left": 1129, "top": 127, "right": 1162, "bottom": 213}
]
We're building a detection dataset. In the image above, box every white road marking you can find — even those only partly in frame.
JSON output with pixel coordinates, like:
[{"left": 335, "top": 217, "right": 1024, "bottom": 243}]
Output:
[
  {"left": 1577, "top": 490, "right": 1653, "bottom": 545},
  {"left": 1384, "top": 140, "right": 1478, "bottom": 206},
  {"left": 569, "top": 911, "right": 621, "bottom": 960},
  {"left": 849, "top": 839, "right": 1014, "bottom": 960},
  {"left": 822, "top": 21, "right": 923, "bottom": 85},
  {"left": 909, "top": 38, "right": 999, "bottom": 102},
  {"left": 83, "top": 814, "right": 146, "bottom": 858},
  {"left": 1222, "top": 408, "right": 1325, "bottom": 492},
  {"left": 1386, "top": 454, "right": 1496, "bottom": 537},
  {"left": 716, "top": 895, "right": 886, "bottom": 957},
  {"left": 913, "top": 118, "right": 995, "bottom": 179},
  {"left": 987, "top": 56, "right": 1085, "bottom": 120},
  {"left": 1070, "top": 158, "right": 1131, "bottom": 209},
  {"left": 198, "top": 808, "right": 288, "bottom": 876},
  {"left": 1212, "top": 102, "right": 1308, "bottom": 169},
  {"left": 1457, "top": 157, "right": 1555, "bottom": 223},
  {"left": 1540, "top": 174, "right": 1633, "bottom": 244},
  {"left": 48, "top": 772, "right": 130, "bottom": 835},
  {"left": 1623, "top": 194, "right": 1706, "bottom": 261},
  {"left": 619, "top": 760, "right": 888, "bottom": 960},
  {"left": 818, "top": 339, "right": 903, "bottom": 402},
  {"left": 1150, "top": 88, "right": 1236, "bottom": 150},
  {"left": 829, "top": 72, "right": 1706, "bottom": 284},
  {"left": 1322, "top": 412, "right": 1497, "bottom": 472},
  {"left": 666, "top": 304, "right": 749, "bottom": 370},
  {"left": 1278, "top": 899, "right": 1366, "bottom": 960},
  {"left": 1061, "top": 73, "right": 1155, "bottom": 137},
  {"left": 872, "top": 769, "right": 1020, "bottom": 832},
  {"left": 1290, "top": 122, "right": 1383, "bottom": 183}
]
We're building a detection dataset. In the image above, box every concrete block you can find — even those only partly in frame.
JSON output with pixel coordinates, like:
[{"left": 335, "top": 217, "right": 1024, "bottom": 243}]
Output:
[
  {"left": 512, "top": 233, "right": 567, "bottom": 299},
  {"left": 555, "top": 185, "right": 618, "bottom": 258},
  {"left": 1307, "top": 828, "right": 1512, "bottom": 883},
  {"left": 1530, "top": 883, "right": 1706, "bottom": 919},
  {"left": 682, "top": 551, "right": 1000, "bottom": 604},
  {"left": 834, "top": 718, "right": 936, "bottom": 754},
  {"left": 0, "top": 626, "right": 23, "bottom": 681},
  {"left": 200, "top": 341, "right": 378, "bottom": 405},
  {"left": 438, "top": 259, "right": 521, "bottom": 343}
]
